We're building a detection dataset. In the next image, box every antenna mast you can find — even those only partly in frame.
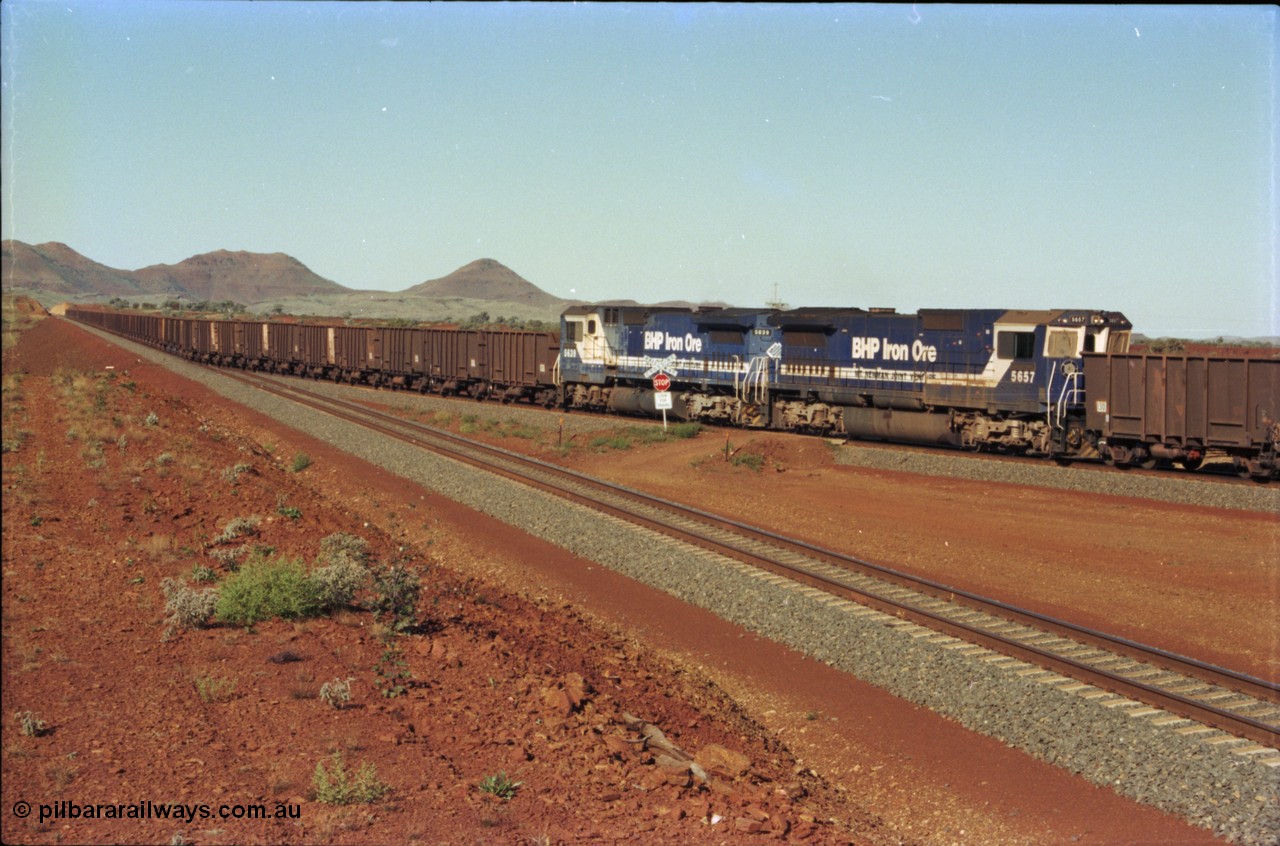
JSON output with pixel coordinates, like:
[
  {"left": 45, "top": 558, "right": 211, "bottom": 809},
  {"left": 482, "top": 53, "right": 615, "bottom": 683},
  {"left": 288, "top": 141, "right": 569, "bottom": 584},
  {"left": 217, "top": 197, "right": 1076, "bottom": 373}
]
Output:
[{"left": 765, "top": 283, "right": 788, "bottom": 311}]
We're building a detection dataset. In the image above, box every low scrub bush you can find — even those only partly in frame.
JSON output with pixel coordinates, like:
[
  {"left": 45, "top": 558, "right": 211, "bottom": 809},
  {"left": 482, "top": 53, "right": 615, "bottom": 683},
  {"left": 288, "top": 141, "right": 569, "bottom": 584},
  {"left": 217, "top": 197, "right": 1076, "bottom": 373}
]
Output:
[
  {"left": 215, "top": 556, "right": 323, "bottom": 626},
  {"left": 313, "top": 752, "right": 389, "bottom": 805},
  {"left": 162, "top": 578, "right": 219, "bottom": 633},
  {"left": 318, "top": 533, "right": 369, "bottom": 567},
  {"left": 194, "top": 673, "right": 237, "bottom": 703},
  {"left": 14, "top": 710, "right": 47, "bottom": 737},
  {"left": 221, "top": 462, "right": 253, "bottom": 483},
  {"left": 311, "top": 557, "right": 368, "bottom": 611},
  {"left": 319, "top": 677, "right": 353, "bottom": 709},
  {"left": 312, "top": 533, "right": 370, "bottom": 610},
  {"left": 215, "top": 516, "right": 260, "bottom": 544},
  {"left": 478, "top": 772, "right": 523, "bottom": 800},
  {"left": 189, "top": 565, "right": 218, "bottom": 583},
  {"left": 290, "top": 453, "right": 312, "bottom": 473},
  {"left": 370, "top": 562, "right": 421, "bottom": 634},
  {"left": 373, "top": 641, "right": 411, "bottom": 699},
  {"left": 208, "top": 545, "right": 248, "bottom": 568}
]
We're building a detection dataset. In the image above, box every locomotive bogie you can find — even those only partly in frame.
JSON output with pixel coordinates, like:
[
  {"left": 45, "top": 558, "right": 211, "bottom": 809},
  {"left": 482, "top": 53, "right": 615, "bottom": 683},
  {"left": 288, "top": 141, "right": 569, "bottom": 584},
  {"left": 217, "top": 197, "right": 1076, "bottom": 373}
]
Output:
[{"left": 770, "top": 399, "right": 841, "bottom": 434}]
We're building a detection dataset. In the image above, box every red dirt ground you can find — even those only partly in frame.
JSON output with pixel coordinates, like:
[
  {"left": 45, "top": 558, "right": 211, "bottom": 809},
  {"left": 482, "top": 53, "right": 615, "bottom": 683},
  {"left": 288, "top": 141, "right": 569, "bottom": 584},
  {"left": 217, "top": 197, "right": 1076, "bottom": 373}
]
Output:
[{"left": 6, "top": 314, "right": 1267, "bottom": 845}]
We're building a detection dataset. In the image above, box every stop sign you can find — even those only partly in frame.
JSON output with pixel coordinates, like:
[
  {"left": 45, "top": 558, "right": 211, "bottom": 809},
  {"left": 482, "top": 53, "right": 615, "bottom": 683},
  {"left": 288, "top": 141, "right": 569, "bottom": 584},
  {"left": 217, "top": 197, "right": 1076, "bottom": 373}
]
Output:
[{"left": 652, "top": 373, "right": 671, "bottom": 392}]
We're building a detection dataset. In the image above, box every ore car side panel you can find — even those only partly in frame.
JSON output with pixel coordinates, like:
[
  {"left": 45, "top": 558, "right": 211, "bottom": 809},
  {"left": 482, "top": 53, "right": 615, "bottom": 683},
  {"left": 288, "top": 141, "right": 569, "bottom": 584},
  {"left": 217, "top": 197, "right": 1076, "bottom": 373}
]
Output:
[{"left": 1085, "top": 354, "right": 1280, "bottom": 450}]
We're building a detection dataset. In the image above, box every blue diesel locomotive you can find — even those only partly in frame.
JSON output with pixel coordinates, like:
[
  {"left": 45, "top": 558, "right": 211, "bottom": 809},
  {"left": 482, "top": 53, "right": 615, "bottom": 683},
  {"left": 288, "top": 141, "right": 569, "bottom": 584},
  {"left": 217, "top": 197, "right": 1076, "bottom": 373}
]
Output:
[{"left": 559, "top": 305, "right": 1133, "bottom": 458}]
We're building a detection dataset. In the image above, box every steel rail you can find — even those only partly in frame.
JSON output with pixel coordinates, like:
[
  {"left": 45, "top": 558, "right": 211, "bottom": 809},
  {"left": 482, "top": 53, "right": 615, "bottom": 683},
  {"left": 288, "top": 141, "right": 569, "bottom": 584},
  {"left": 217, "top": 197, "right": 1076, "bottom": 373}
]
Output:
[{"left": 222, "top": 369, "right": 1279, "bottom": 749}]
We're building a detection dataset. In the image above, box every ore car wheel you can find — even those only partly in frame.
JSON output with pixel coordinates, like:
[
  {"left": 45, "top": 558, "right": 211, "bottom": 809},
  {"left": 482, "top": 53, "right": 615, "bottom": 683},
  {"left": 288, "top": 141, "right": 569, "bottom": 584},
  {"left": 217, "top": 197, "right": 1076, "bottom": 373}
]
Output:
[
  {"left": 1179, "top": 457, "right": 1203, "bottom": 472},
  {"left": 1139, "top": 458, "right": 1159, "bottom": 471}
]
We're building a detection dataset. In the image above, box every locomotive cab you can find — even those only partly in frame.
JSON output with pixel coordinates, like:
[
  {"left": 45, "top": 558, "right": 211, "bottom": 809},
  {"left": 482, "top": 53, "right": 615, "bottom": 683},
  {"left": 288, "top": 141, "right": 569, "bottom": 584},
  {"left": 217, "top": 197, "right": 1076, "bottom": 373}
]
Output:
[{"left": 562, "top": 309, "right": 616, "bottom": 370}]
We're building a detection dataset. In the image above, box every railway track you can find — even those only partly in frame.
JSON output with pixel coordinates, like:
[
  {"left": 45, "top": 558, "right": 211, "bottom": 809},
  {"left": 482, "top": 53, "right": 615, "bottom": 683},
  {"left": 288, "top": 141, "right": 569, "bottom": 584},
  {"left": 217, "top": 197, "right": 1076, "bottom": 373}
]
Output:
[{"left": 220, "top": 368, "right": 1279, "bottom": 753}]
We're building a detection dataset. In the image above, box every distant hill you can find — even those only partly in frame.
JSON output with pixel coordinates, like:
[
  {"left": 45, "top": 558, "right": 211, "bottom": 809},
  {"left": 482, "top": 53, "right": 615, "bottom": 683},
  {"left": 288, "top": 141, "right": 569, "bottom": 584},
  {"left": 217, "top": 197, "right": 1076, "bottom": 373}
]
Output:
[
  {"left": 2, "top": 240, "right": 576, "bottom": 325},
  {"left": 2, "top": 241, "right": 172, "bottom": 298},
  {"left": 2, "top": 240, "right": 344, "bottom": 304},
  {"left": 131, "top": 250, "right": 347, "bottom": 303},
  {"left": 406, "top": 258, "right": 567, "bottom": 309}
]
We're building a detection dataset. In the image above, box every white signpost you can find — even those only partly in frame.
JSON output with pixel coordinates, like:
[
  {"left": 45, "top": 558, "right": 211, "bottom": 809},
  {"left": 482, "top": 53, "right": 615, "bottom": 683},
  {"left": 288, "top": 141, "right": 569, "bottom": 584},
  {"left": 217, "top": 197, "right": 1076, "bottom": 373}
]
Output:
[{"left": 653, "top": 373, "right": 672, "bottom": 431}]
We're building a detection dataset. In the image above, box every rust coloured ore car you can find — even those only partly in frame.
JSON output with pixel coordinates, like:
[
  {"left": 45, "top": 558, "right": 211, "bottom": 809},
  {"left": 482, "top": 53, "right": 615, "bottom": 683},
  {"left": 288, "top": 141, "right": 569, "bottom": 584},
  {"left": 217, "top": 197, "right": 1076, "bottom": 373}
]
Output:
[
  {"left": 65, "top": 307, "right": 560, "bottom": 406},
  {"left": 1084, "top": 353, "right": 1280, "bottom": 478}
]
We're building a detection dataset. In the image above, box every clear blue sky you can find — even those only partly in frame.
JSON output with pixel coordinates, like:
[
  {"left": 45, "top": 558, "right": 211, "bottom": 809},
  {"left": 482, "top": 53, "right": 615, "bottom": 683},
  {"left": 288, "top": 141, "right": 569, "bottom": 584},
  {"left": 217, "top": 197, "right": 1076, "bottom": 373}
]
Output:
[{"left": 2, "top": 2, "right": 1275, "bottom": 338}]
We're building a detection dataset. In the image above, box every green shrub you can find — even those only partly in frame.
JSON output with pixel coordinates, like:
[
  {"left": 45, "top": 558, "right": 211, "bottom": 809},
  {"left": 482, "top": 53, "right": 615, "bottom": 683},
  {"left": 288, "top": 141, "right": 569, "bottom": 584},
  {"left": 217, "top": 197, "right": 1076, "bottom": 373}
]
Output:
[
  {"left": 373, "top": 641, "right": 411, "bottom": 699},
  {"left": 668, "top": 422, "right": 702, "bottom": 439},
  {"left": 215, "top": 556, "right": 323, "bottom": 626},
  {"left": 589, "top": 434, "right": 634, "bottom": 450},
  {"left": 313, "top": 752, "right": 389, "bottom": 805},
  {"left": 194, "top": 673, "right": 237, "bottom": 703},
  {"left": 731, "top": 452, "right": 764, "bottom": 472},
  {"left": 290, "top": 453, "right": 312, "bottom": 473},
  {"left": 190, "top": 565, "right": 218, "bottom": 583},
  {"left": 478, "top": 772, "right": 522, "bottom": 800},
  {"left": 370, "top": 562, "right": 420, "bottom": 634}
]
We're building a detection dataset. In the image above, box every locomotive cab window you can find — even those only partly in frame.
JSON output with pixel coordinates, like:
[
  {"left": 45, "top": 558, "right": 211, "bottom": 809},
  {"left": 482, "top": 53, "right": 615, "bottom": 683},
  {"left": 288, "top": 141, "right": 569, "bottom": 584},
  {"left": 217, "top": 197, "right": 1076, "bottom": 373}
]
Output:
[
  {"left": 996, "top": 331, "right": 1036, "bottom": 360},
  {"left": 1045, "top": 329, "right": 1080, "bottom": 358}
]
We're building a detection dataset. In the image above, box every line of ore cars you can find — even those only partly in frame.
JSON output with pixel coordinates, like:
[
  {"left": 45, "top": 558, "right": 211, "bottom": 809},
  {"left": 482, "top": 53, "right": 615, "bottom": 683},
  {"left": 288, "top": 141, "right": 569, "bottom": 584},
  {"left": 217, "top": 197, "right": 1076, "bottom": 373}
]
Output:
[{"left": 66, "top": 303, "right": 1279, "bottom": 479}]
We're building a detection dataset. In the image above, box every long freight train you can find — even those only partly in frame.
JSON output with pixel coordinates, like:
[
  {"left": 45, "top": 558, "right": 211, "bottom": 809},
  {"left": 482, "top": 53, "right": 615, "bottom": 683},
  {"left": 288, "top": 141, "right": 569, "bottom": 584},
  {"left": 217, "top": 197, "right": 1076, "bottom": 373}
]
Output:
[{"left": 64, "top": 304, "right": 1279, "bottom": 479}]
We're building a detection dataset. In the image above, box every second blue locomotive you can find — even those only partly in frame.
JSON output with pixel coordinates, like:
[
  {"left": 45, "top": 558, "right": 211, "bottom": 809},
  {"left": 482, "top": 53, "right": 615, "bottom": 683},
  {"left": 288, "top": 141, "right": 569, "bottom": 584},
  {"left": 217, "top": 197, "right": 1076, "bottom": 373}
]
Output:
[{"left": 559, "top": 304, "right": 1133, "bottom": 458}]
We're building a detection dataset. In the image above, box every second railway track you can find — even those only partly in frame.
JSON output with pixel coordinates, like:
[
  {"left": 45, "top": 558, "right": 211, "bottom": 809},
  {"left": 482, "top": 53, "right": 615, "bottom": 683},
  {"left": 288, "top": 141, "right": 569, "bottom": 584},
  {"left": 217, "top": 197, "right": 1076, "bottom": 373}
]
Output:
[{"left": 224, "top": 368, "right": 1280, "bottom": 754}]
